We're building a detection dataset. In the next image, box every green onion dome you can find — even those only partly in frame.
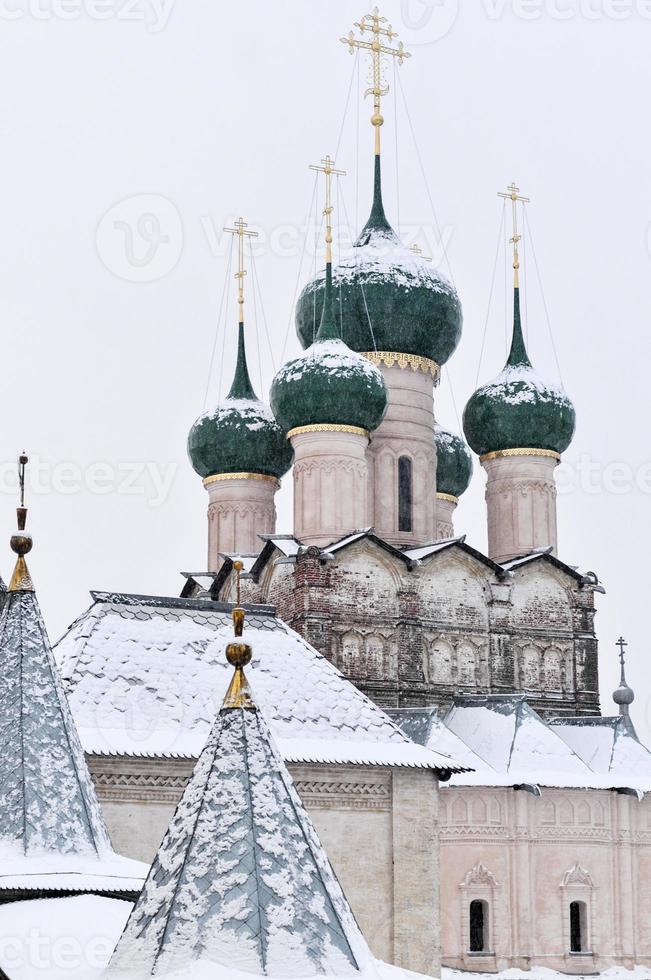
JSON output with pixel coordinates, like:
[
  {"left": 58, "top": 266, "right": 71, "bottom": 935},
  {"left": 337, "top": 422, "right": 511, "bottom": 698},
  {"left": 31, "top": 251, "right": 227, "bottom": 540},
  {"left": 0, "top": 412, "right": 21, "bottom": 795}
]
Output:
[
  {"left": 463, "top": 287, "right": 575, "bottom": 458},
  {"left": 188, "top": 323, "right": 293, "bottom": 480},
  {"left": 271, "top": 265, "right": 387, "bottom": 433},
  {"left": 295, "top": 156, "right": 462, "bottom": 366},
  {"left": 435, "top": 423, "right": 473, "bottom": 498}
]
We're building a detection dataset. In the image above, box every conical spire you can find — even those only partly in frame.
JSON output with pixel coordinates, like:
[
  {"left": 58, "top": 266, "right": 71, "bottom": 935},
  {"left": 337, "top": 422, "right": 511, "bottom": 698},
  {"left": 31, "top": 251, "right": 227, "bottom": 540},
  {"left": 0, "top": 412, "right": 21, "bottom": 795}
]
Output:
[
  {"left": 315, "top": 262, "right": 340, "bottom": 342},
  {"left": 506, "top": 286, "right": 531, "bottom": 368},
  {"left": 356, "top": 155, "right": 394, "bottom": 243},
  {"left": 109, "top": 576, "right": 366, "bottom": 978},
  {"left": 0, "top": 456, "right": 111, "bottom": 859},
  {"left": 227, "top": 320, "right": 257, "bottom": 399}
]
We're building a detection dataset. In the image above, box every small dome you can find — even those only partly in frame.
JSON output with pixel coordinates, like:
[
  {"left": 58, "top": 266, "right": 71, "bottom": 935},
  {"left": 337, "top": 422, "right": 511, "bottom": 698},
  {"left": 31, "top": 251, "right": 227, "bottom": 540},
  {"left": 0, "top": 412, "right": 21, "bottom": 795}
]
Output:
[
  {"left": 463, "top": 288, "right": 575, "bottom": 458},
  {"left": 295, "top": 157, "right": 462, "bottom": 366},
  {"left": 435, "top": 424, "right": 473, "bottom": 498},
  {"left": 613, "top": 683, "right": 635, "bottom": 707},
  {"left": 188, "top": 324, "right": 293, "bottom": 480},
  {"left": 271, "top": 267, "right": 387, "bottom": 434}
]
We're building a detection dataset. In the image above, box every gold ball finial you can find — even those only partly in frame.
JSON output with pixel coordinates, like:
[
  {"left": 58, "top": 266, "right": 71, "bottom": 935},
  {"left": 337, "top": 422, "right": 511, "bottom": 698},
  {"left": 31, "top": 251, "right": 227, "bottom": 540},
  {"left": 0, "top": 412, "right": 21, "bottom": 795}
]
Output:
[
  {"left": 10, "top": 532, "right": 32, "bottom": 557},
  {"left": 225, "top": 638, "right": 253, "bottom": 669}
]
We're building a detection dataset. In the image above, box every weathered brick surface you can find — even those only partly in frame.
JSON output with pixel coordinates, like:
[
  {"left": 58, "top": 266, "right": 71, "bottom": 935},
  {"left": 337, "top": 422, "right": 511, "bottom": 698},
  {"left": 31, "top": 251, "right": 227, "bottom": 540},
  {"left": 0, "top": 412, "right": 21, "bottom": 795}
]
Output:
[{"left": 228, "top": 539, "right": 601, "bottom": 717}]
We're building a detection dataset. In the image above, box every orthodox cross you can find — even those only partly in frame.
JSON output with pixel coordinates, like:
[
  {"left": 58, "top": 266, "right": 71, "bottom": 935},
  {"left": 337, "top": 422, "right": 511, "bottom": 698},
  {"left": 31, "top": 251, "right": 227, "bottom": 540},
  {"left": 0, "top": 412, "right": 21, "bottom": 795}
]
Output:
[
  {"left": 409, "top": 243, "right": 432, "bottom": 262},
  {"left": 223, "top": 218, "right": 258, "bottom": 324},
  {"left": 341, "top": 7, "right": 411, "bottom": 154},
  {"left": 616, "top": 636, "right": 628, "bottom": 669},
  {"left": 497, "top": 182, "right": 530, "bottom": 288},
  {"left": 309, "top": 155, "right": 346, "bottom": 264}
]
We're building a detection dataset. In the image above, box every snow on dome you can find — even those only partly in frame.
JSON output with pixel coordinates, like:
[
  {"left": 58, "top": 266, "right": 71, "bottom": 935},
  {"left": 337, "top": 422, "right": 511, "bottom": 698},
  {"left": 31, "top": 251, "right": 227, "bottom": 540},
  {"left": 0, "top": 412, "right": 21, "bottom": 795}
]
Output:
[
  {"left": 463, "top": 287, "right": 575, "bottom": 458},
  {"left": 188, "top": 323, "right": 293, "bottom": 480},
  {"left": 271, "top": 263, "right": 387, "bottom": 434},
  {"left": 434, "top": 423, "right": 473, "bottom": 498},
  {"left": 295, "top": 157, "right": 462, "bottom": 366}
]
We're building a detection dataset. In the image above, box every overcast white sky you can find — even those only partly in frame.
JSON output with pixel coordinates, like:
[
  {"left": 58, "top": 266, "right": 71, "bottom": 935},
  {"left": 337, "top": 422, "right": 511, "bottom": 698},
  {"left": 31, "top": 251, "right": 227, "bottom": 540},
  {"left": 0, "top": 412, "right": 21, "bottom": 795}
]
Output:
[{"left": 0, "top": 0, "right": 649, "bottom": 739}]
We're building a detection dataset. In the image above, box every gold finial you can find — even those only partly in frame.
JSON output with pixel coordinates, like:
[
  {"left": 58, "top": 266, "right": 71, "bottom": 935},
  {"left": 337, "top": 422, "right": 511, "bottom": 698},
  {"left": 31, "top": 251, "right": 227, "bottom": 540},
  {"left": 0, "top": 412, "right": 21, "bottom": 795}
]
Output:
[
  {"left": 409, "top": 243, "right": 432, "bottom": 262},
  {"left": 341, "top": 7, "right": 411, "bottom": 155},
  {"left": 497, "top": 181, "right": 530, "bottom": 289},
  {"left": 9, "top": 453, "right": 34, "bottom": 593},
  {"left": 223, "top": 218, "right": 259, "bottom": 326},
  {"left": 222, "top": 559, "right": 255, "bottom": 710},
  {"left": 309, "top": 155, "right": 346, "bottom": 264}
]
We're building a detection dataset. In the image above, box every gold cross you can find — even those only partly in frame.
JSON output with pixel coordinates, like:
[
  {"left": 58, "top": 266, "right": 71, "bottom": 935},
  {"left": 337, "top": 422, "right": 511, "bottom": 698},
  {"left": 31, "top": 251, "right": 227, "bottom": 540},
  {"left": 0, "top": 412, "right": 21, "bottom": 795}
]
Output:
[
  {"left": 409, "top": 243, "right": 432, "bottom": 262},
  {"left": 497, "top": 182, "right": 530, "bottom": 288},
  {"left": 223, "top": 217, "right": 259, "bottom": 324},
  {"left": 309, "top": 155, "right": 346, "bottom": 264},
  {"left": 341, "top": 7, "right": 411, "bottom": 154}
]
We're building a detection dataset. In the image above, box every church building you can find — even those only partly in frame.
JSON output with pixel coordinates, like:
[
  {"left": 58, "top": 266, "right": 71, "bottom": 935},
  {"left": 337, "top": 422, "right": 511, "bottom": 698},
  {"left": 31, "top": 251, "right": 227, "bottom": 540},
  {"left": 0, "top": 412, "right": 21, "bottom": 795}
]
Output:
[{"left": 0, "top": 7, "right": 649, "bottom": 979}]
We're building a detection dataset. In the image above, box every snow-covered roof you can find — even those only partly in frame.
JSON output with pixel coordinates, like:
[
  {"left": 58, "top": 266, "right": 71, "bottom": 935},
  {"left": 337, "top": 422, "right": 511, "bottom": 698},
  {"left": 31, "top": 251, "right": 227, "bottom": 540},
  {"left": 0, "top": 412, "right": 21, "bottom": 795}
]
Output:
[
  {"left": 109, "top": 698, "right": 368, "bottom": 979},
  {"left": 387, "top": 707, "right": 495, "bottom": 776},
  {"left": 391, "top": 698, "right": 651, "bottom": 792},
  {"left": 550, "top": 716, "right": 651, "bottom": 789},
  {"left": 0, "top": 575, "right": 146, "bottom": 896},
  {"left": 443, "top": 696, "right": 614, "bottom": 789},
  {"left": 56, "top": 593, "right": 461, "bottom": 772}
]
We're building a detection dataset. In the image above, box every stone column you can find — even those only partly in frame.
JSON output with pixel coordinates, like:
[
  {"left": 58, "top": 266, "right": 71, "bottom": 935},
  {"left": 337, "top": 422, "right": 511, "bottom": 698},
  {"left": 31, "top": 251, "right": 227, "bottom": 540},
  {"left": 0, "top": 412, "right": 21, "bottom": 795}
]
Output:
[
  {"left": 392, "top": 768, "right": 440, "bottom": 977},
  {"left": 205, "top": 474, "right": 279, "bottom": 571},
  {"left": 366, "top": 355, "right": 437, "bottom": 548},
  {"left": 481, "top": 450, "right": 559, "bottom": 563},
  {"left": 290, "top": 425, "right": 370, "bottom": 548},
  {"left": 435, "top": 493, "right": 458, "bottom": 540}
]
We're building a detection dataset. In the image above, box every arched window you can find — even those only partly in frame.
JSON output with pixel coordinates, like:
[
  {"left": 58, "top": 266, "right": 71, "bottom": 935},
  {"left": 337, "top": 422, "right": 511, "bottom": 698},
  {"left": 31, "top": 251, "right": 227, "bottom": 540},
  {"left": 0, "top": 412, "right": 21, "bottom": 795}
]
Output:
[
  {"left": 398, "top": 456, "right": 413, "bottom": 532},
  {"left": 570, "top": 900, "right": 588, "bottom": 953},
  {"left": 469, "top": 899, "right": 488, "bottom": 953}
]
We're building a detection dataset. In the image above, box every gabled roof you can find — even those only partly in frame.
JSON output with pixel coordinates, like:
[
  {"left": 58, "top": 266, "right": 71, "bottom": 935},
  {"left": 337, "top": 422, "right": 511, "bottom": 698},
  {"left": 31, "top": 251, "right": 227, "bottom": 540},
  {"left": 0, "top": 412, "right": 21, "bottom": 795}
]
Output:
[
  {"left": 550, "top": 715, "right": 651, "bottom": 787},
  {"left": 387, "top": 707, "right": 491, "bottom": 776},
  {"left": 0, "top": 552, "right": 145, "bottom": 896},
  {"left": 442, "top": 696, "right": 617, "bottom": 790},
  {"left": 402, "top": 536, "right": 503, "bottom": 575},
  {"left": 109, "top": 701, "right": 367, "bottom": 979},
  {"left": 501, "top": 549, "right": 605, "bottom": 591},
  {"left": 57, "top": 592, "right": 461, "bottom": 772},
  {"left": 391, "top": 700, "right": 651, "bottom": 793},
  {"left": 248, "top": 531, "right": 409, "bottom": 584}
]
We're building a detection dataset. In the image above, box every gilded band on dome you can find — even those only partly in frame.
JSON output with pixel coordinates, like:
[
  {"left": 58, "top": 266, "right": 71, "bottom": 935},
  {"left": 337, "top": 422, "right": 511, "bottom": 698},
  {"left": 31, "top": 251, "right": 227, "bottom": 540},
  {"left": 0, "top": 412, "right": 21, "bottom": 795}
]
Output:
[
  {"left": 286, "top": 423, "right": 369, "bottom": 440},
  {"left": 203, "top": 472, "right": 280, "bottom": 488},
  {"left": 480, "top": 448, "right": 561, "bottom": 463}
]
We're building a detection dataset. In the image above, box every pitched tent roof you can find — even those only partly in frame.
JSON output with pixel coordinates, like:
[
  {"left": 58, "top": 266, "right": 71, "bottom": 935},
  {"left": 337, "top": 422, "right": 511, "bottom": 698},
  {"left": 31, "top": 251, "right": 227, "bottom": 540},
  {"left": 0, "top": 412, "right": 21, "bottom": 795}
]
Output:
[
  {"left": 0, "top": 518, "right": 145, "bottom": 897},
  {"left": 108, "top": 627, "right": 370, "bottom": 979},
  {"left": 56, "top": 592, "right": 462, "bottom": 773},
  {"left": 442, "top": 695, "right": 621, "bottom": 790},
  {"left": 550, "top": 716, "right": 651, "bottom": 790}
]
